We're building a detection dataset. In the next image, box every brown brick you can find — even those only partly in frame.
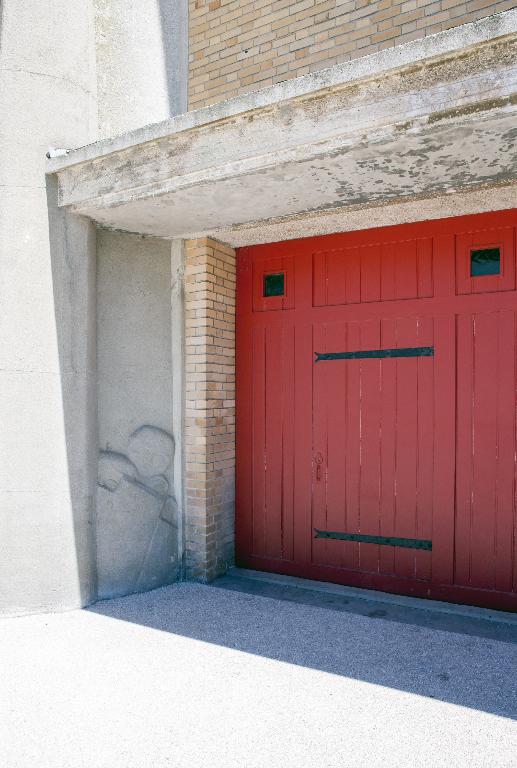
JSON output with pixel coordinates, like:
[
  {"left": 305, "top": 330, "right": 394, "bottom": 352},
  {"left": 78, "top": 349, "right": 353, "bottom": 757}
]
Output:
[
  {"left": 184, "top": 238, "right": 236, "bottom": 581},
  {"left": 188, "top": 0, "right": 506, "bottom": 110}
]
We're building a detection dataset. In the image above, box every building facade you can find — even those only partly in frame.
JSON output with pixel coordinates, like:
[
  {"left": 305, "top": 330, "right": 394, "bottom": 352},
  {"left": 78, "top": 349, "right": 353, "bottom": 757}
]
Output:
[{"left": 0, "top": 1, "right": 516, "bottom": 615}]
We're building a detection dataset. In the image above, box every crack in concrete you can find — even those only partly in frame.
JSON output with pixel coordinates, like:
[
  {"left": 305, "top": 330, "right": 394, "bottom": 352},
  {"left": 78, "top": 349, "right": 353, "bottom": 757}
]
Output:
[{"left": 0, "top": 66, "right": 94, "bottom": 97}]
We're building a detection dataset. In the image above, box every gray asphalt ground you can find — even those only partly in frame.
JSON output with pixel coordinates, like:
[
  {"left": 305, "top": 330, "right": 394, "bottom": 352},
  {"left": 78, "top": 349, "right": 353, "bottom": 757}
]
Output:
[{"left": 1, "top": 573, "right": 516, "bottom": 768}]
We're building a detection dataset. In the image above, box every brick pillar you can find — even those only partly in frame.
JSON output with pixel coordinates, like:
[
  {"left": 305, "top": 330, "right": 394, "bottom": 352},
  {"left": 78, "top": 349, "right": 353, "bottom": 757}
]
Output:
[{"left": 184, "top": 238, "right": 236, "bottom": 581}]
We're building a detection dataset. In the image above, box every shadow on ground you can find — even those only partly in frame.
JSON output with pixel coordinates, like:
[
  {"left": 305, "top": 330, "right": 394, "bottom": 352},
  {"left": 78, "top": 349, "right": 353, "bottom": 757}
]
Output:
[
  {"left": 90, "top": 574, "right": 517, "bottom": 720},
  {"left": 214, "top": 571, "right": 517, "bottom": 642}
]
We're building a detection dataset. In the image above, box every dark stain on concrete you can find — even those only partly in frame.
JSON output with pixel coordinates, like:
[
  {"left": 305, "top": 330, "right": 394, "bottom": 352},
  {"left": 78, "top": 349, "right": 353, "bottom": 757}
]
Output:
[
  {"left": 428, "top": 95, "right": 517, "bottom": 125},
  {"left": 368, "top": 609, "right": 388, "bottom": 619}
]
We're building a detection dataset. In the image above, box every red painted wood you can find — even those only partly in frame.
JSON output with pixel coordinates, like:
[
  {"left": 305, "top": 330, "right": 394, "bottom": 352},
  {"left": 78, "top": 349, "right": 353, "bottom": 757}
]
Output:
[
  {"left": 236, "top": 209, "right": 517, "bottom": 610},
  {"left": 281, "top": 324, "right": 296, "bottom": 562},
  {"left": 235, "top": 249, "right": 253, "bottom": 564},
  {"left": 343, "top": 321, "right": 361, "bottom": 572},
  {"left": 293, "top": 321, "right": 313, "bottom": 567},
  {"left": 356, "top": 319, "right": 382, "bottom": 574},
  {"left": 379, "top": 316, "right": 397, "bottom": 577},
  {"left": 496, "top": 311, "right": 517, "bottom": 594},
  {"left": 293, "top": 248, "right": 314, "bottom": 567},
  {"left": 430, "top": 314, "right": 456, "bottom": 586},
  {"left": 414, "top": 315, "right": 434, "bottom": 582},
  {"left": 250, "top": 325, "right": 266, "bottom": 557},
  {"left": 264, "top": 325, "right": 283, "bottom": 558},
  {"left": 455, "top": 308, "right": 517, "bottom": 592}
]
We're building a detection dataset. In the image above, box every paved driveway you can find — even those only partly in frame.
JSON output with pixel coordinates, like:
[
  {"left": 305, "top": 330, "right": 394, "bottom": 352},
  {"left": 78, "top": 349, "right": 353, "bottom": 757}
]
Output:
[{"left": 1, "top": 575, "right": 516, "bottom": 767}]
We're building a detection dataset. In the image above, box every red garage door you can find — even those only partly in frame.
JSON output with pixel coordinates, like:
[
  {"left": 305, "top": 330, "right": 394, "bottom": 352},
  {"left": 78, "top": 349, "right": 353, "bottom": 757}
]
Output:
[{"left": 236, "top": 210, "right": 517, "bottom": 611}]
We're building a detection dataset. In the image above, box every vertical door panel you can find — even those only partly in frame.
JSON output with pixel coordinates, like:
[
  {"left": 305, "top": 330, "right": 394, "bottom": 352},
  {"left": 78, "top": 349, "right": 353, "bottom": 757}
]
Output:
[
  {"left": 251, "top": 324, "right": 297, "bottom": 561},
  {"left": 356, "top": 320, "right": 383, "bottom": 574},
  {"left": 343, "top": 322, "right": 362, "bottom": 571},
  {"left": 414, "top": 316, "right": 434, "bottom": 582},
  {"left": 251, "top": 326, "right": 266, "bottom": 557},
  {"left": 430, "top": 315, "right": 456, "bottom": 586},
  {"left": 264, "top": 325, "right": 284, "bottom": 559},
  {"left": 312, "top": 316, "right": 436, "bottom": 581},
  {"left": 455, "top": 310, "right": 517, "bottom": 591},
  {"left": 313, "top": 322, "right": 346, "bottom": 568},
  {"left": 393, "top": 318, "right": 421, "bottom": 580},
  {"left": 496, "top": 312, "right": 517, "bottom": 594},
  {"left": 379, "top": 317, "right": 397, "bottom": 576}
]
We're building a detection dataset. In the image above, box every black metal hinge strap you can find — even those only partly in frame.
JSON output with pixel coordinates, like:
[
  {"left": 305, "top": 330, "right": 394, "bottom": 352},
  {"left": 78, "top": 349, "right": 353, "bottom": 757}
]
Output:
[
  {"left": 315, "top": 347, "right": 434, "bottom": 363},
  {"left": 314, "top": 529, "right": 432, "bottom": 551}
]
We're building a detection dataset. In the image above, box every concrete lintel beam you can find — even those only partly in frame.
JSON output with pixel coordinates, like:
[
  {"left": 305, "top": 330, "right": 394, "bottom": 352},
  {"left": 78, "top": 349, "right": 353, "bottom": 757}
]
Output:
[{"left": 49, "top": 13, "right": 517, "bottom": 242}]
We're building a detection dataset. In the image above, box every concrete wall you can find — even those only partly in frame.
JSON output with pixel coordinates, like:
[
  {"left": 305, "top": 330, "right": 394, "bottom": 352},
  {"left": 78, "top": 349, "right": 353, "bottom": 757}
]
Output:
[
  {"left": 0, "top": 0, "right": 193, "bottom": 614},
  {"left": 94, "top": 0, "right": 188, "bottom": 137},
  {"left": 96, "top": 230, "right": 181, "bottom": 599},
  {"left": 0, "top": 1, "right": 98, "bottom": 614},
  {"left": 189, "top": 0, "right": 515, "bottom": 109}
]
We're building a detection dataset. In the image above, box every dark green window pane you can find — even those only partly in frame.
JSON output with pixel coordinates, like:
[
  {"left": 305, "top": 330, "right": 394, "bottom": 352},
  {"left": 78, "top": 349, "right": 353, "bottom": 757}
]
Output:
[
  {"left": 264, "top": 272, "right": 285, "bottom": 297},
  {"left": 470, "top": 247, "right": 500, "bottom": 276}
]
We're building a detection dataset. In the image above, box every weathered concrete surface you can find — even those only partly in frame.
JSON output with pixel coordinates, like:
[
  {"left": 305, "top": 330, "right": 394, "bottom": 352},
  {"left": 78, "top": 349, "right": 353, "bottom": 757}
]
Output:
[
  {"left": 49, "top": 12, "right": 517, "bottom": 245},
  {"left": 96, "top": 231, "right": 180, "bottom": 599},
  {"left": 94, "top": 0, "right": 188, "bottom": 139},
  {"left": 215, "top": 185, "right": 517, "bottom": 247},
  {"left": 0, "top": 1, "right": 98, "bottom": 614},
  {"left": 48, "top": 9, "right": 517, "bottom": 170},
  {"left": 1, "top": 583, "right": 516, "bottom": 767}
]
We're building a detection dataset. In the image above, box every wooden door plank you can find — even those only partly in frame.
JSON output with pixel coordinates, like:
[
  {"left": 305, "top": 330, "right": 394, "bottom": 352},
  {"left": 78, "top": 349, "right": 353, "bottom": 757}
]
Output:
[
  {"left": 323, "top": 321, "right": 349, "bottom": 568},
  {"left": 294, "top": 322, "right": 313, "bottom": 567},
  {"left": 264, "top": 325, "right": 284, "bottom": 559},
  {"left": 379, "top": 316, "right": 397, "bottom": 576},
  {"left": 393, "top": 316, "right": 419, "bottom": 580},
  {"left": 495, "top": 311, "right": 517, "bottom": 593},
  {"left": 344, "top": 321, "right": 362, "bottom": 571},
  {"left": 431, "top": 315, "right": 456, "bottom": 586},
  {"left": 357, "top": 319, "right": 382, "bottom": 574},
  {"left": 312, "top": 322, "right": 329, "bottom": 566},
  {"left": 251, "top": 325, "right": 267, "bottom": 557},
  {"left": 281, "top": 324, "right": 296, "bottom": 562},
  {"left": 415, "top": 315, "right": 434, "bottom": 581}
]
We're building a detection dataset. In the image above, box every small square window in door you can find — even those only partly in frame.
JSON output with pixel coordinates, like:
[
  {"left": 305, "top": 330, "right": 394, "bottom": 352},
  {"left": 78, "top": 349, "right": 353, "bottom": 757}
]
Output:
[
  {"left": 253, "top": 257, "right": 294, "bottom": 311},
  {"left": 470, "top": 247, "right": 500, "bottom": 277},
  {"left": 456, "top": 227, "right": 515, "bottom": 295},
  {"left": 263, "top": 272, "right": 285, "bottom": 297}
]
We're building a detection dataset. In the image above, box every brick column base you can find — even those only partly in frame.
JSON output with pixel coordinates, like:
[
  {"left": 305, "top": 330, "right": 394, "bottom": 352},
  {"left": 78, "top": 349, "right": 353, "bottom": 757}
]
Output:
[{"left": 184, "top": 238, "right": 236, "bottom": 581}]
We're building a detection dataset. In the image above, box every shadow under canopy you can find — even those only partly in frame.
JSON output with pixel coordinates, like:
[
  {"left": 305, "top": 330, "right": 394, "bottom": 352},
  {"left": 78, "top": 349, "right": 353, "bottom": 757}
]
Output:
[{"left": 90, "top": 577, "right": 517, "bottom": 721}]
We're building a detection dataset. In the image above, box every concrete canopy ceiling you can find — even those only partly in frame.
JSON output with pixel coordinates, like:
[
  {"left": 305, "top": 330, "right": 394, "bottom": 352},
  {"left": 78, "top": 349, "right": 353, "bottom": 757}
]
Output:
[{"left": 49, "top": 11, "right": 517, "bottom": 246}]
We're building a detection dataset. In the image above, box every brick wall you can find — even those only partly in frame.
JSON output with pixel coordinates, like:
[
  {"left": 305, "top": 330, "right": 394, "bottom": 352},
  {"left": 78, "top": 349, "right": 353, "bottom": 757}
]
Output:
[
  {"left": 189, "top": 0, "right": 514, "bottom": 109},
  {"left": 184, "top": 238, "right": 236, "bottom": 581}
]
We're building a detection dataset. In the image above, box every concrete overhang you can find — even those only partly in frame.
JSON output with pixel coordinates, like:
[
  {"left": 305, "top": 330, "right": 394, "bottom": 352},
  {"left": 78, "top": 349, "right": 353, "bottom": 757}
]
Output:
[{"left": 48, "top": 10, "right": 517, "bottom": 246}]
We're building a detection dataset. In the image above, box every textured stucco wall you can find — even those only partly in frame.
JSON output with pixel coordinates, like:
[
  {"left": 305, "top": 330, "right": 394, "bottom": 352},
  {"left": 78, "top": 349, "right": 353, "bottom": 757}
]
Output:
[
  {"left": 0, "top": 0, "right": 192, "bottom": 614},
  {"left": 96, "top": 230, "right": 180, "bottom": 599},
  {"left": 0, "top": 1, "right": 98, "bottom": 614},
  {"left": 94, "top": 0, "right": 188, "bottom": 138}
]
